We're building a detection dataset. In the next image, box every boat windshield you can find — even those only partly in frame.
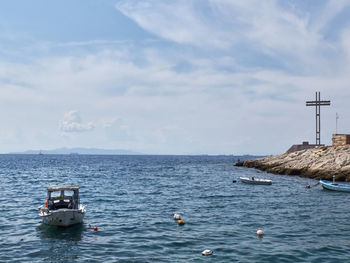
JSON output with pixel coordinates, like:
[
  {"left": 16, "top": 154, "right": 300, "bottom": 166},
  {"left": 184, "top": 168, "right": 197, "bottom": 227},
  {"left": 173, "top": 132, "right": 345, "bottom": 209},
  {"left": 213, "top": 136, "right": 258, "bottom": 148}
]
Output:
[
  {"left": 47, "top": 189, "right": 79, "bottom": 210},
  {"left": 50, "top": 191, "right": 61, "bottom": 199}
]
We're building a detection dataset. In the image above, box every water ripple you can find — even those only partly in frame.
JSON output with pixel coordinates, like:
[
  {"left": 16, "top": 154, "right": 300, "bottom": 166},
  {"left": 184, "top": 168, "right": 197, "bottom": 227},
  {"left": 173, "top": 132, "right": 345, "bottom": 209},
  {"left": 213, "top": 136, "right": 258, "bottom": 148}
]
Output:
[{"left": 1, "top": 155, "right": 350, "bottom": 262}]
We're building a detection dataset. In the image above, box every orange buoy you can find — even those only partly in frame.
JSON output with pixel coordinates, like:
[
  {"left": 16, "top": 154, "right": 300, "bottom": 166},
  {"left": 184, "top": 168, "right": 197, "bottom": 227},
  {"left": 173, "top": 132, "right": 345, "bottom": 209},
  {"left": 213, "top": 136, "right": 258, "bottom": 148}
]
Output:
[
  {"left": 45, "top": 200, "right": 48, "bottom": 208},
  {"left": 177, "top": 220, "right": 185, "bottom": 225},
  {"left": 93, "top": 226, "right": 98, "bottom": 231}
]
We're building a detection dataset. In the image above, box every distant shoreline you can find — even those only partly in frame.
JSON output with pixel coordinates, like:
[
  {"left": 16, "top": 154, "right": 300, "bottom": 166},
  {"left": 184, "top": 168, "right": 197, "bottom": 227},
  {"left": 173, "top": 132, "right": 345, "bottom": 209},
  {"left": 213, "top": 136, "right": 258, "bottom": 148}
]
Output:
[
  {"left": 5, "top": 148, "right": 265, "bottom": 157},
  {"left": 7, "top": 147, "right": 141, "bottom": 155},
  {"left": 2, "top": 152, "right": 262, "bottom": 159}
]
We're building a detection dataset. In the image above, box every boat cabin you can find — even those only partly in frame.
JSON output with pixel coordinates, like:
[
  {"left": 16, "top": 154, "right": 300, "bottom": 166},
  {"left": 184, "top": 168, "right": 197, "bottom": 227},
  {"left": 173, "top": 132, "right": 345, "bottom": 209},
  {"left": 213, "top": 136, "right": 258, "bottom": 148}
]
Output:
[{"left": 46, "top": 185, "right": 80, "bottom": 210}]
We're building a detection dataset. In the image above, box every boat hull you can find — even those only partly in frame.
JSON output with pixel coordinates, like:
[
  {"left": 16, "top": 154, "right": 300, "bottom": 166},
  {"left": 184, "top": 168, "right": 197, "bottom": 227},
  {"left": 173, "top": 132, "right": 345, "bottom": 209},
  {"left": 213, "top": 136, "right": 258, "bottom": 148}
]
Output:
[
  {"left": 39, "top": 205, "right": 86, "bottom": 226},
  {"left": 320, "top": 180, "right": 350, "bottom": 192},
  {"left": 239, "top": 177, "right": 272, "bottom": 185}
]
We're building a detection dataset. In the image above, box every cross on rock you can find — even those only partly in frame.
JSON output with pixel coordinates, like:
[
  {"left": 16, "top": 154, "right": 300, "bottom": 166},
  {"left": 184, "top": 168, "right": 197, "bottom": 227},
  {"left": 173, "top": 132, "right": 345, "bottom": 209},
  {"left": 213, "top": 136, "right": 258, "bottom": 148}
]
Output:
[{"left": 306, "top": 91, "right": 331, "bottom": 145}]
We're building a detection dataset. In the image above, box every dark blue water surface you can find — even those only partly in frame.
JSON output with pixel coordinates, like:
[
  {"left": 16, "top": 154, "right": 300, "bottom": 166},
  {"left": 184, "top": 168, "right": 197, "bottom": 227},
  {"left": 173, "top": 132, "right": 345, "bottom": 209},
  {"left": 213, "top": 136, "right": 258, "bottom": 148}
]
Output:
[{"left": 1, "top": 154, "right": 350, "bottom": 262}]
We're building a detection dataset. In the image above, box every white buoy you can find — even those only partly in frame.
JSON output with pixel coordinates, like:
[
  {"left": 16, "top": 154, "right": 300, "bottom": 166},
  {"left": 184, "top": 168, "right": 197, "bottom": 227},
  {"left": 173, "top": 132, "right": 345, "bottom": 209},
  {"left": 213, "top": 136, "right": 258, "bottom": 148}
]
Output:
[
  {"left": 173, "top": 213, "right": 181, "bottom": 220},
  {"left": 257, "top": 229, "right": 264, "bottom": 236},
  {"left": 202, "top": 249, "right": 213, "bottom": 256}
]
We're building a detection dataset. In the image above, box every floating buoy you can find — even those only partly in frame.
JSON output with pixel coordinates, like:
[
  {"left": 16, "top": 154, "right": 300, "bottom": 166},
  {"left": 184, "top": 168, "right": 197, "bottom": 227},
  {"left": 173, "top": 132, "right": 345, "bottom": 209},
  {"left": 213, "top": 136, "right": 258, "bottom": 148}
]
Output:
[
  {"left": 256, "top": 229, "right": 264, "bottom": 236},
  {"left": 93, "top": 226, "right": 98, "bottom": 231},
  {"left": 177, "top": 220, "right": 185, "bottom": 225},
  {"left": 173, "top": 213, "right": 181, "bottom": 220},
  {"left": 232, "top": 180, "right": 237, "bottom": 183},
  {"left": 202, "top": 249, "right": 213, "bottom": 256},
  {"left": 306, "top": 184, "right": 311, "bottom": 188}
]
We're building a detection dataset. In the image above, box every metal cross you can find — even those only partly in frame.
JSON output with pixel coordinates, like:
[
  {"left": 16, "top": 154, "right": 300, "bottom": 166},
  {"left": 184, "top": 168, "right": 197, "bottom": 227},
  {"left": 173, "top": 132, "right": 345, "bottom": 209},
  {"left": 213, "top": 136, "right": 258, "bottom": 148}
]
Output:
[{"left": 306, "top": 91, "right": 330, "bottom": 145}]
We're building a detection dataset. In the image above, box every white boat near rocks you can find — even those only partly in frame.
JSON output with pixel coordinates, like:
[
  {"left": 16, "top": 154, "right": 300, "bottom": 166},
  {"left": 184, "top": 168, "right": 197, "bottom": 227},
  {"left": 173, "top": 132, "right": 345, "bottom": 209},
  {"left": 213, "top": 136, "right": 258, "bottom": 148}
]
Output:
[
  {"left": 38, "top": 185, "right": 86, "bottom": 226},
  {"left": 239, "top": 177, "right": 272, "bottom": 185}
]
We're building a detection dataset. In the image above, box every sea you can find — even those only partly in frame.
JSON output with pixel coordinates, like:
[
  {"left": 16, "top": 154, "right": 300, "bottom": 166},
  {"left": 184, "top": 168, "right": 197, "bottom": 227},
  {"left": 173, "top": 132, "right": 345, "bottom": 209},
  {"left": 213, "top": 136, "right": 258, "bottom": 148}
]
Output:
[{"left": 1, "top": 154, "right": 350, "bottom": 262}]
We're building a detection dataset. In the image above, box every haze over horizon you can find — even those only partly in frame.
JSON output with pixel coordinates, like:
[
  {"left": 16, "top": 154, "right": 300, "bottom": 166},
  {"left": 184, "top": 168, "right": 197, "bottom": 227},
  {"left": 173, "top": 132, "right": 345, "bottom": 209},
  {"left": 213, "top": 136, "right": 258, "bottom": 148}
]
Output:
[{"left": 1, "top": 0, "right": 350, "bottom": 155}]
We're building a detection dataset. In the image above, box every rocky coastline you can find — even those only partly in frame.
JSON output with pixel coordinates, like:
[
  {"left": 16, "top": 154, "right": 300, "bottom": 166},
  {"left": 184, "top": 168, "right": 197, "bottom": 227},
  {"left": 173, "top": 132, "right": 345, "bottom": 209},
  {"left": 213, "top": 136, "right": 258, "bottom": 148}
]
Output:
[{"left": 236, "top": 145, "right": 350, "bottom": 181}]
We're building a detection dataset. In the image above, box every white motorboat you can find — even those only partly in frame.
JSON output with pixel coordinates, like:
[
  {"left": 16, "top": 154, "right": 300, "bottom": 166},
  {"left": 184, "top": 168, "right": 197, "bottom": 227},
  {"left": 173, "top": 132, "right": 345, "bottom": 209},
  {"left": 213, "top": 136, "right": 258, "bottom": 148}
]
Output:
[
  {"left": 239, "top": 177, "right": 272, "bottom": 185},
  {"left": 38, "top": 185, "right": 86, "bottom": 226}
]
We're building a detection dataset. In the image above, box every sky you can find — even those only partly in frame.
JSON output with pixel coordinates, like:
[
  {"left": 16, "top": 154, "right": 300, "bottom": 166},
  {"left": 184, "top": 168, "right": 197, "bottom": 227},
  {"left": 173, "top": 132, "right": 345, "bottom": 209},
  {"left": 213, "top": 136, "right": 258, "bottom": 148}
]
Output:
[{"left": 1, "top": 0, "right": 350, "bottom": 155}]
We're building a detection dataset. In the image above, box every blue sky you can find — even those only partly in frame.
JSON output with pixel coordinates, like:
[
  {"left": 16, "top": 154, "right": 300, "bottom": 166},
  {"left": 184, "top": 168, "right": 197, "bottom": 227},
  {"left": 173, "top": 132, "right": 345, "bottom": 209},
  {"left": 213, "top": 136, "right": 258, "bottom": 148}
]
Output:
[{"left": 0, "top": 0, "right": 350, "bottom": 155}]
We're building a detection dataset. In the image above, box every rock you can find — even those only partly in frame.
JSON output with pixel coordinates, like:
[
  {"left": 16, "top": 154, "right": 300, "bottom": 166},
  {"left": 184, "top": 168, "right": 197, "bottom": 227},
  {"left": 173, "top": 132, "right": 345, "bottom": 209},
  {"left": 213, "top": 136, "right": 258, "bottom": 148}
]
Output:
[{"left": 241, "top": 145, "right": 350, "bottom": 181}]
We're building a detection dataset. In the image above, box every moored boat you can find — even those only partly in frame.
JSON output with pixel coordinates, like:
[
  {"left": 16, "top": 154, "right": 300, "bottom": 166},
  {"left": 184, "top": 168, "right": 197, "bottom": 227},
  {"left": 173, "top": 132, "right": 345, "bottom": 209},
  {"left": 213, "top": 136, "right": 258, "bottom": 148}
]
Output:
[
  {"left": 320, "top": 180, "right": 350, "bottom": 192},
  {"left": 38, "top": 185, "right": 86, "bottom": 226},
  {"left": 239, "top": 177, "right": 272, "bottom": 185}
]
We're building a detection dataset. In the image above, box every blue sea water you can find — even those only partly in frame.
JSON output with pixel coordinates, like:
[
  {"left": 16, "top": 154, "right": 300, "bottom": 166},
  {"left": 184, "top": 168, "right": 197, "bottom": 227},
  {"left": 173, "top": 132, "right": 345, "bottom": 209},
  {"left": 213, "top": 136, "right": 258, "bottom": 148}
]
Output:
[{"left": 1, "top": 154, "right": 350, "bottom": 262}]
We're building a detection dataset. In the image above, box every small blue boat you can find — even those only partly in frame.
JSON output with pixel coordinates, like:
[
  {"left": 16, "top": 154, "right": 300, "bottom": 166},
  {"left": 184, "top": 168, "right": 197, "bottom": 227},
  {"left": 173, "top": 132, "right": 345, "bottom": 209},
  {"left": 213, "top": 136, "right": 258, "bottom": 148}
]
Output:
[{"left": 320, "top": 179, "right": 350, "bottom": 192}]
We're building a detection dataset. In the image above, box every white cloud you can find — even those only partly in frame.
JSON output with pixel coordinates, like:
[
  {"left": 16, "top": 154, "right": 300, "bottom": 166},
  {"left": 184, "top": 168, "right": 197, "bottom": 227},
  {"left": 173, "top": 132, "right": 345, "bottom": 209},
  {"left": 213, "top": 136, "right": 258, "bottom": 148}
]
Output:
[
  {"left": 116, "top": 0, "right": 226, "bottom": 47},
  {"left": 115, "top": 0, "right": 348, "bottom": 74},
  {"left": 102, "top": 117, "right": 132, "bottom": 141},
  {"left": 115, "top": 0, "right": 315, "bottom": 52},
  {"left": 311, "top": 0, "right": 350, "bottom": 33},
  {"left": 59, "top": 111, "right": 94, "bottom": 133},
  {"left": 0, "top": 1, "right": 350, "bottom": 154}
]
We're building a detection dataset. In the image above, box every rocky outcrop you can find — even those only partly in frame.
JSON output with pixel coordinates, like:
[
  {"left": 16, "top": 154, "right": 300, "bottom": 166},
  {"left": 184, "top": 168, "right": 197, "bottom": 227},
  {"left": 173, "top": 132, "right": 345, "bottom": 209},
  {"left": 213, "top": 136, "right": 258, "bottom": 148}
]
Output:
[{"left": 236, "top": 145, "right": 350, "bottom": 181}]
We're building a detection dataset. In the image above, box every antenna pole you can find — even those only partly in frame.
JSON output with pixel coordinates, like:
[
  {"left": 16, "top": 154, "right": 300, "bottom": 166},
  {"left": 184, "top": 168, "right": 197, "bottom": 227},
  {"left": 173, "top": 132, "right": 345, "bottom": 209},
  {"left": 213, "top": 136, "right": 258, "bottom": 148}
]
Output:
[{"left": 336, "top": 113, "right": 338, "bottom": 134}]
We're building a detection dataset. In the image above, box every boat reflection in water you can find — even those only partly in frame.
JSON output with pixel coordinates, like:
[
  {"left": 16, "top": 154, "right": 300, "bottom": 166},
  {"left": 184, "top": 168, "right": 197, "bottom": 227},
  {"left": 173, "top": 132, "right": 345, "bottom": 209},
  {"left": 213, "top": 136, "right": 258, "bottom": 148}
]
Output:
[{"left": 37, "top": 223, "right": 85, "bottom": 241}]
